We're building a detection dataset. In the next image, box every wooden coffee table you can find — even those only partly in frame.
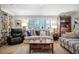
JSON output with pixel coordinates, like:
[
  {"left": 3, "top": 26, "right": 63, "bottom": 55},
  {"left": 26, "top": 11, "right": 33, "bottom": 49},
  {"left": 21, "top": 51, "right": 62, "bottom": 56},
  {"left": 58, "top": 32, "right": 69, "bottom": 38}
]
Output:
[
  {"left": 25, "top": 36, "right": 53, "bottom": 53},
  {"left": 29, "top": 42, "right": 53, "bottom": 53}
]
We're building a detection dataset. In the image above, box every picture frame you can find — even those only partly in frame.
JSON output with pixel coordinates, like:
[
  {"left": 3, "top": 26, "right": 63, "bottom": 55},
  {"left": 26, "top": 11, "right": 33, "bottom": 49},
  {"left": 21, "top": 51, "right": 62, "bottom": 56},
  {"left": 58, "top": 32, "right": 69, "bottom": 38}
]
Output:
[{"left": 15, "top": 20, "right": 21, "bottom": 27}]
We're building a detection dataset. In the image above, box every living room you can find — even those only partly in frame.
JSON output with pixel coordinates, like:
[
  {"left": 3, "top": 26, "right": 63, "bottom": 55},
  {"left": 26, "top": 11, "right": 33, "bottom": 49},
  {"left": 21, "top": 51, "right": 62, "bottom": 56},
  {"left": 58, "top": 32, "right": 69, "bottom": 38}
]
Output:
[{"left": 0, "top": 4, "right": 79, "bottom": 54}]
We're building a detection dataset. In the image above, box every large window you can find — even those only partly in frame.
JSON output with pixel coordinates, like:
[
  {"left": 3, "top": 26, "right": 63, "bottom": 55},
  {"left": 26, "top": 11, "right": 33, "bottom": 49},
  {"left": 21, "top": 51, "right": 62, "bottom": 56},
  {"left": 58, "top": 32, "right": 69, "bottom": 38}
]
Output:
[{"left": 28, "top": 19, "right": 46, "bottom": 29}]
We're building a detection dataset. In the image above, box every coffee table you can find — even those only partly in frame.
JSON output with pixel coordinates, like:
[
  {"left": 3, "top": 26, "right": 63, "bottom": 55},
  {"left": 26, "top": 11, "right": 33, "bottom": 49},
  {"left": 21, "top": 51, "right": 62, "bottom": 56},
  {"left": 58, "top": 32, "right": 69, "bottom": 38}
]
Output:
[{"left": 24, "top": 36, "right": 53, "bottom": 53}]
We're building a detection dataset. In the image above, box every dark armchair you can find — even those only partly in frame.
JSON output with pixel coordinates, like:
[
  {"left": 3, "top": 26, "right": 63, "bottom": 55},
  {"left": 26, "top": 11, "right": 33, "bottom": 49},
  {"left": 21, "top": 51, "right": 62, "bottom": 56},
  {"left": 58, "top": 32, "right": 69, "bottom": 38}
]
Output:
[{"left": 7, "top": 28, "right": 24, "bottom": 45}]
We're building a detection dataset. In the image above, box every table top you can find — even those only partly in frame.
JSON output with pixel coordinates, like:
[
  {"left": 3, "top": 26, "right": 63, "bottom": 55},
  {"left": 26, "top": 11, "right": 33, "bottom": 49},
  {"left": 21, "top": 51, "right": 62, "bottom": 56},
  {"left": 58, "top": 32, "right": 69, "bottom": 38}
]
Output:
[
  {"left": 29, "top": 39, "right": 53, "bottom": 44},
  {"left": 24, "top": 36, "right": 53, "bottom": 39}
]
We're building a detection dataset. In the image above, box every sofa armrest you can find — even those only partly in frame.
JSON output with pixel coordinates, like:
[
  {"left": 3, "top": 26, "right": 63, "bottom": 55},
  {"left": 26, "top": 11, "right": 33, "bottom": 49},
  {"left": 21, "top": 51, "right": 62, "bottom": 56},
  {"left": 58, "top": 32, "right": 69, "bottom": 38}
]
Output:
[{"left": 62, "top": 32, "right": 77, "bottom": 38}]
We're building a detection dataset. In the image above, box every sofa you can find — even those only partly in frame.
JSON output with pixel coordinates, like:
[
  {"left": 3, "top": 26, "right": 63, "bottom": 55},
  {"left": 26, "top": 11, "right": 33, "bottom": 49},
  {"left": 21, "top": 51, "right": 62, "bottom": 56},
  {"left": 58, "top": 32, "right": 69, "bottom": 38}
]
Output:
[
  {"left": 7, "top": 28, "right": 24, "bottom": 45},
  {"left": 60, "top": 25, "right": 79, "bottom": 54},
  {"left": 23, "top": 29, "right": 51, "bottom": 44}
]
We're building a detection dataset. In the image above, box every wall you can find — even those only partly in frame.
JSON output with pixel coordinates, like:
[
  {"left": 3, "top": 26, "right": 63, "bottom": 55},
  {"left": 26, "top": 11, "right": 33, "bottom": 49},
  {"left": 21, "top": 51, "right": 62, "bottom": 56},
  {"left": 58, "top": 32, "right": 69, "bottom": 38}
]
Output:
[
  {"left": 12, "top": 16, "right": 28, "bottom": 28},
  {"left": 0, "top": 8, "right": 12, "bottom": 36}
]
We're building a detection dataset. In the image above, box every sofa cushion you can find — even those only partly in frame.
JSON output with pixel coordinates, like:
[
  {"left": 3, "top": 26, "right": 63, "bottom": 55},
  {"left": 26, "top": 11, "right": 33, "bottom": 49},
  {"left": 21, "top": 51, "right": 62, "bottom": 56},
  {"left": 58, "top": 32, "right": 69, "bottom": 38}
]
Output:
[
  {"left": 67, "top": 40, "right": 79, "bottom": 49},
  {"left": 40, "top": 31, "right": 46, "bottom": 36},
  {"left": 74, "top": 43, "right": 79, "bottom": 50},
  {"left": 63, "top": 39, "right": 79, "bottom": 45},
  {"left": 27, "top": 31, "right": 32, "bottom": 36},
  {"left": 11, "top": 28, "right": 23, "bottom": 37},
  {"left": 35, "top": 31, "right": 40, "bottom": 36},
  {"left": 12, "top": 33, "right": 22, "bottom": 37},
  {"left": 10, "top": 37, "right": 21, "bottom": 42}
]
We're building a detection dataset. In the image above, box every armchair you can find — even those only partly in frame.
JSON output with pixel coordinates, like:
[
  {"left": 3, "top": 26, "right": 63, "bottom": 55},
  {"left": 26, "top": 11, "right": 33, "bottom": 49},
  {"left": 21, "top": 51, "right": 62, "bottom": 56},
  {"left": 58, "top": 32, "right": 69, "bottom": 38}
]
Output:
[{"left": 7, "top": 28, "right": 24, "bottom": 45}]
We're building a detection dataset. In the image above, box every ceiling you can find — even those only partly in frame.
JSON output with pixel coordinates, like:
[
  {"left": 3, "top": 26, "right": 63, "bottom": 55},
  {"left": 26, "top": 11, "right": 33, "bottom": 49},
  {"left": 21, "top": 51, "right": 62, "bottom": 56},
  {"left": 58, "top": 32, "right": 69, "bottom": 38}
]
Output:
[{"left": 0, "top": 4, "right": 79, "bottom": 16}]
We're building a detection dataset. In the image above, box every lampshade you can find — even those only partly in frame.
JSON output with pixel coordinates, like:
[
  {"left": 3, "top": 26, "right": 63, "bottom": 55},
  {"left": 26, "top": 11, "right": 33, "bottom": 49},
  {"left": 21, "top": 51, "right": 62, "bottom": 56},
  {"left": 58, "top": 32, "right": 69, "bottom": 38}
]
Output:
[
  {"left": 52, "top": 25, "right": 57, "bottom": 28},
  {"left": 22, "top": 23, "right": 27, "bottom": 26}
]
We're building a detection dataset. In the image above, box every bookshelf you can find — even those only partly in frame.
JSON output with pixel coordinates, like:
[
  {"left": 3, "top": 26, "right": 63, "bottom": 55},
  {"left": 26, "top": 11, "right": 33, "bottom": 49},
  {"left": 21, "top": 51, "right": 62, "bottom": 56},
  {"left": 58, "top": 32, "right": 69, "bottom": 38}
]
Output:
[{"left": 60, "top": 16, "right": 71, "bottom": 36}]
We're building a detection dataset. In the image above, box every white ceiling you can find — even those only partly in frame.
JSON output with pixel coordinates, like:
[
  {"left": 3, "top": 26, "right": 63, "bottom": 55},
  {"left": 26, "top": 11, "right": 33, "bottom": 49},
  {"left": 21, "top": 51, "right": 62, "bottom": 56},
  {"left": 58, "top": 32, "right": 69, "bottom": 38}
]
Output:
[{"left": 0, "top": 4, "right": 79, "bottom": 16}]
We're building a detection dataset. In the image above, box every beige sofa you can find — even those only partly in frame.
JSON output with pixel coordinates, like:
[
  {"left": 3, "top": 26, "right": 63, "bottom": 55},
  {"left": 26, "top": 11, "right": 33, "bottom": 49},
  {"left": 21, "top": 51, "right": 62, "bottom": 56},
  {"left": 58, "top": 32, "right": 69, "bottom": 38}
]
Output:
[{"left": 23, "top": 29, "right": 53, "bottom": 44}]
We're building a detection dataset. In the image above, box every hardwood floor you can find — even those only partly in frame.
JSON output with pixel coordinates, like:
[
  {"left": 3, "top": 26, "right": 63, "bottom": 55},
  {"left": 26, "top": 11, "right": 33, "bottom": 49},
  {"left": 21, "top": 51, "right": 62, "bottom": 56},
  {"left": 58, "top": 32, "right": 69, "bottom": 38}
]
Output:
[
  {"left": 0, "top": 41, "right": 70, "bottom": 54},
  {"left": 54, "top": 41, "right": 70, "bottom": 54}
]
